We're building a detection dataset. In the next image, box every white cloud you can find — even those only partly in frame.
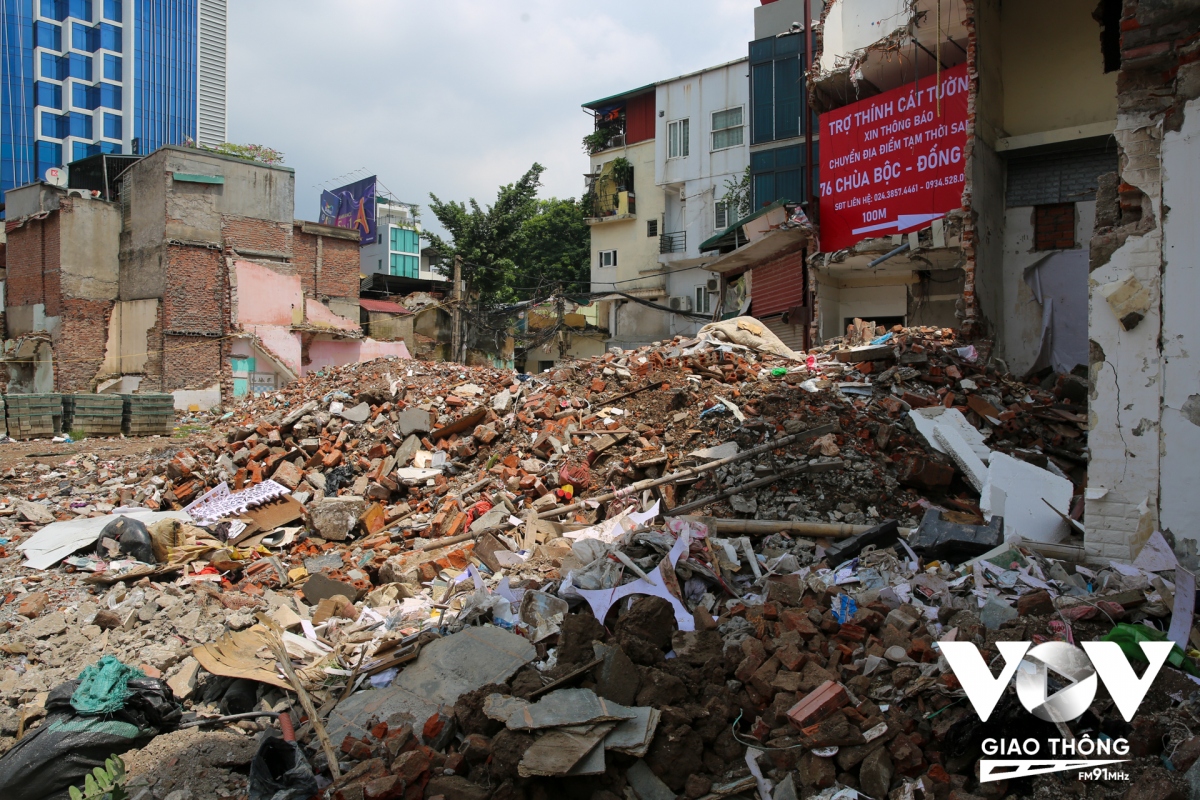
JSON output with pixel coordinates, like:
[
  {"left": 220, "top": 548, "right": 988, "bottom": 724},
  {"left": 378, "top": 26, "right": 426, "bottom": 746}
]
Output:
[{"left": 227, "top": 0, "right": 753, "bottom": 233}]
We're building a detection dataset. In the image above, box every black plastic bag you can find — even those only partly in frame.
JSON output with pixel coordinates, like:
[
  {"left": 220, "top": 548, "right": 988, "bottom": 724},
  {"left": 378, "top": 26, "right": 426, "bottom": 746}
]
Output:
[
  {"left": 248, "top": 734, "right": 318, "bottom": 800},
  {"left": 0, "top": 677, "right": 181, "bottom": 800},
  {"left": 94, "top": 516, "right": 156, "bottom": 563}
]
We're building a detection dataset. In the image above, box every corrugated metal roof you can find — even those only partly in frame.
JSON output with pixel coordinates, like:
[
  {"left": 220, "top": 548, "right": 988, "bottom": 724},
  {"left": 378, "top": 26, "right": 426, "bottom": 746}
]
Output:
[
  {"left": 582, "top": 84, "right": 656, "bottom": 110},
  {"left": 359, "top": 298, "right": 410, "bottom": 314}
]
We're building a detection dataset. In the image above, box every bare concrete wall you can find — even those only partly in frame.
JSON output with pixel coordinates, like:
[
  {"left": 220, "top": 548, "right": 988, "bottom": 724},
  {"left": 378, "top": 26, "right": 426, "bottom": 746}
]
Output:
[
  {"left": 60, "top": 199, "right": 121, "bottom": 300},
  {"left": 1158, "top": 97, "right": 1200, "bottom": 543}
]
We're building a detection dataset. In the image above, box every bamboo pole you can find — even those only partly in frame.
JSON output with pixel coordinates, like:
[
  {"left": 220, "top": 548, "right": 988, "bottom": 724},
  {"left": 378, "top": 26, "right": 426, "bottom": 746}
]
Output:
[
  {"left": 664, "top": 460, "right": 843, "bottom": 517},
  {"left": 538, "top": 422, "right": 836, "bottom": 519},
  {"left": 709, "top": 519, "right": 914, "bottom": 538}
]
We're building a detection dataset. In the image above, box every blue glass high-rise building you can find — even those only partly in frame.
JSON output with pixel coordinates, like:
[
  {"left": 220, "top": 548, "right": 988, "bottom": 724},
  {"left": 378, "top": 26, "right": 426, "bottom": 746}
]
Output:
[{"left": 0, "top": 0, "right": 227, "bottom": 201}]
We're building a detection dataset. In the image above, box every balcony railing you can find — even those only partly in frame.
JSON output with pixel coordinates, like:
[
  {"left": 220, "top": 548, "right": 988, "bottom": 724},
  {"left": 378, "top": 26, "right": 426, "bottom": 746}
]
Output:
[
  {"left": 659, "top": 231, "right": 686, "bottom": 254},
  {"left": 586, "top": 191, "right": 636, "bottom": 221}
]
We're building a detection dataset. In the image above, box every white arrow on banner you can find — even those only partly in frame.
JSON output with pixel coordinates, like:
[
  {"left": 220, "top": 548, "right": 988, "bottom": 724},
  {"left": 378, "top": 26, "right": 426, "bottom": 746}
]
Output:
[{"left": 852, "top": 212, "right": 946, "bottom": 236}]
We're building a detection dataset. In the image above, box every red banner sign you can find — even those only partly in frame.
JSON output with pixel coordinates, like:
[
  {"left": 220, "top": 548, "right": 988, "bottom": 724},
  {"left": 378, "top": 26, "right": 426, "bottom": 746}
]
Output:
[{"left": 818, "top": 63, "right": 969, "bottom": 252}]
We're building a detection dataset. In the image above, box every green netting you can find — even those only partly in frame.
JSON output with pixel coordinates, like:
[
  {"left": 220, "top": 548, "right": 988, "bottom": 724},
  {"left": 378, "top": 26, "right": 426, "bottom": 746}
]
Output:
[{"left": 70, "top": 657, "right": 145, "bottom": 715}]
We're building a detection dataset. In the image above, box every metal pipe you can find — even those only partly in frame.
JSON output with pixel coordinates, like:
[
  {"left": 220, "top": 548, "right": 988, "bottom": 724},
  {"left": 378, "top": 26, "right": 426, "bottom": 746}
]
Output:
[{"left": 868, "top": 242, "right": 911, "bottom": 268}]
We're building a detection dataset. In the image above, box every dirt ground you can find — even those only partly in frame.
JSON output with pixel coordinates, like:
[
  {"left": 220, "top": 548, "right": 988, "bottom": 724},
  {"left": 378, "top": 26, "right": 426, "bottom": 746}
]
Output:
[{"left": 0, "top": 429, "right": 207, "bottom": 473}]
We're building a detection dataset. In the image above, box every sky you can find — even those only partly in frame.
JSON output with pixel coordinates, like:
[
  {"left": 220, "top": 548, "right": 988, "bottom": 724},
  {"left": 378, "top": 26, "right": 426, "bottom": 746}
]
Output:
[{"left": 227, "top": 1, "right": 754, "bottom": 236}]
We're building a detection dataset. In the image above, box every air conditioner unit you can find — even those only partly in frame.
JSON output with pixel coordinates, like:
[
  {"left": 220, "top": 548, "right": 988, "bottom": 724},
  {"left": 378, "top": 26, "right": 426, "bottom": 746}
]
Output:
[
  {"left": 706, "top": 277, "right": 720, "bottom": 292},
  {"left": 668, "top": 296, "right": 693, "bottom": 312}
]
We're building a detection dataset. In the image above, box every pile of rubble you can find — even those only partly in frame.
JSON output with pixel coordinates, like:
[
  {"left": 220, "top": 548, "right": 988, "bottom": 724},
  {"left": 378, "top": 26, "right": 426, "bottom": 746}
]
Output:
[{"left": 2, "top": 317, "right": 1190, "bottom": 800}]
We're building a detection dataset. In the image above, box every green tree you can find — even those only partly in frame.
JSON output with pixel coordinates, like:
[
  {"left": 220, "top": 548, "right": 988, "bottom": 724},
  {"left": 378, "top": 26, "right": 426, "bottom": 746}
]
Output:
[
  {"left": 425, "top": 164, "right": 589, "bottom": 305},
  {"left": 509, "top": 197, "right": 590, "bottom": 297}
]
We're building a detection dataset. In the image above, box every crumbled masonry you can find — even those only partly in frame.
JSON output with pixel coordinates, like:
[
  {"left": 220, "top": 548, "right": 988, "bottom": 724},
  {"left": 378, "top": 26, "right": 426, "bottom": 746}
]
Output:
[{"left": 0, "top": 321, "right": 1195, "bottom": 800}]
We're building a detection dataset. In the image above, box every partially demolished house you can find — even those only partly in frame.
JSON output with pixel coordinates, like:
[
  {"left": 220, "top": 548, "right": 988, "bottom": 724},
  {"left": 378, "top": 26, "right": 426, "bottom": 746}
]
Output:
[
  {"left": 1, "top": 146, "right": 409, "bottom": 408},
  {"left": 810, "top": 0, "right": 1113, "bottom": 372},
  {"left": 808, "top": 0, "right": 1200, "bottom": 560}
]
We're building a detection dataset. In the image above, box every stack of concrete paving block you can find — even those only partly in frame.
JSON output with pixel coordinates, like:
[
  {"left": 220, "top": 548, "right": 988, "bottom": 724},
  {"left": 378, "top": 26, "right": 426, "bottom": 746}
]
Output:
[{"left": 122, "top": 393, "right": 175, "bottom": 436}]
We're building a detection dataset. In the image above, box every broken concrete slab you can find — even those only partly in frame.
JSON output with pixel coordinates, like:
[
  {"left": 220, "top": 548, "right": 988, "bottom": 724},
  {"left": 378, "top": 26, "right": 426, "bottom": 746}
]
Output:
[
  {"left": 603, "top": 705, "right": 660, "bottom": 757},
  {"left": 980, "top": 452, "right": 1071, "bottom": 544},
  {"left": 395, "top": 407, "right": 433, "bottom": 436},
  {"left": 333, "top": 402, "right": 371, "bottom": 423},
  {"left": 301, "top": 571, "right": 365, "bottom": 604},
  {"left": 626, "top": 758, "right": 676, "bottom": 800},
  {"left": 325, "top": 626, "right": 536, "bottom": 744},
  {"left": 933, "top": 424, "right": 988, "bottom": 492},
  {"left": 499, "top": 688, "right": 637, "bottom": 731},
  {"left": 308, "top": 497, "right": 368, "bottom": 541},
  {"left": 689, "top": 442, "right": 739, "bottom": 461},
  {"left": 518, "top": 722, "right": 616, "bottom": 777},
  {"left": 909, "top": 406, "right": 991, "bottom": 463}
]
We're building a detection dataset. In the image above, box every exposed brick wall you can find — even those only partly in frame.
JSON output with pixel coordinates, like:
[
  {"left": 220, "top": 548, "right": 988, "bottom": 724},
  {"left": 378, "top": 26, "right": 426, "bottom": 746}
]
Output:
[
  {"left": 1034, "top": 203, "right": 1076, "bottom": 250},
  {"left": 959, "top": 0, "right": 983, "bottom": 337},
  {"left": 221, "top": 215, "right": 292, "bottom": 255},
  {"left": 750, "top": 248, "right": 806, "bottom": 318},
  {"left": 321, "top": 235, "right": 361, "bottom": 298},
  {"left": 55, "top": 298, "right": 114, "bottom": 392},
  {"left": 163, "top": 245, "right": 224, "bottom": 335},
  {"left": 163, "top": 335, "right": 223, "bottom": 391},
  {"left": 293, "top": 227, "right": 362, "bottom": 300},
  {"left": 1084, "top": 0, "right": 1200, "bottom": 560},
  {"left": 293, "top": 228, "right": 318, "bottom": 296},
  {"left": 5, "top": 213, "right": 58, "bottom": 309}
]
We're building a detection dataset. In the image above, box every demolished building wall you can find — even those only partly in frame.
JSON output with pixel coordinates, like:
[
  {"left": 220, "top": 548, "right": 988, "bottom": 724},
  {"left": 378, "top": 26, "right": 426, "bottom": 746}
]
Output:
[
  {"left": 1086, "top": 0, "right": 1200, "bottom": 558},
  {"left": 2, "top": 146, "right": 407, "bottom": 408}
]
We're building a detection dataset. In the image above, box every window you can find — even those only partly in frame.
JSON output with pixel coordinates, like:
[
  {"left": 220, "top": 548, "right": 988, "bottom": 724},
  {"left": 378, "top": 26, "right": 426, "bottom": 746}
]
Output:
[
  {"left": 749, "top": 32, "right": 811, "bottom": 145},
  {"left": 389, "top": 253, "right": 419, "bottom": 278},
  {"left": 72, "top": 81, "right": 98, "bottom": 109},
  {"left": 98, "top": 82, "right": 120, "bottom": 109},
  {"left": 668, "top": 118, "right": 689, "bottom": 159},
  {"left": 41, "top": 53, "right": 68, "bottom": 80},
  {"left": 1034, "top": 203, "right": 1076, "bottom": 251},
  {"left": 69, "top": 0, "right": 91, "bottom": 21},
  {"left": 34, "top": 20, "right": 62, "bottom": 49},
  {"left": 749, "top": 142, "right": 819, "bottom": 209},
  {"left": 647, "top": 219, "right": 658, "bottom": 237},
  {"left": 599, "top": 249, "right": 617, "bottom": 268},
  {"left": 102, "top": 0, "right": 120, "bottom": 21},
  {"left": 35, "top": 81, "right": 63, "bottom": 109},
  {"left": 41, "top": 0, "right": 68, "bottom": 21},
  {"left": 715, "top": 201, "right": 729, "bottom": 230},
  {"left": 68, "top": 52, "right": 92, "bottom": 80},
  {"left": 390, "top": 226, "right": 420, "bottom": 254},
  {"left": 72, "top": 21, "right": 98, "bottom": 51},
  {"left": 69, "top": 110, "right": 92, "bottom": 138},
  {"left": 36, "top": 140, "right": 63, "bottom": 172},
  {"left": 72, "top": 141, "right": 98, "bottom": 161},
  {"left": 695, "top": 286, "right": 711, "bottom": 315},
  {"left": 40, "top": 111, "right": 68, "bottom": 139},
  {"left": 103, "top": 111, "right": 120, "bottom": 139},
  {"left": 103, "top": 53, "right": 121, "bottom": 81},
  {"left": 98, "top": 22, "right": 120, "bottom": 51},
  {"left": 711, "top": 107, "right": 744, "bottom": 151}
]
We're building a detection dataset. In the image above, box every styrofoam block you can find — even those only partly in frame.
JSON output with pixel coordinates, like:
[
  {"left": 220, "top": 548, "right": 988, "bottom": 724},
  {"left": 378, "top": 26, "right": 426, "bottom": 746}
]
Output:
[
  {"left": 934, "top": 425, "right": 988, "bottom": 492},
  {"left": 980, "top": 452, "right": 1072, "bottom": 544},
  {"left": 909, "top": 407, "right": 991, "bottom": 463}
]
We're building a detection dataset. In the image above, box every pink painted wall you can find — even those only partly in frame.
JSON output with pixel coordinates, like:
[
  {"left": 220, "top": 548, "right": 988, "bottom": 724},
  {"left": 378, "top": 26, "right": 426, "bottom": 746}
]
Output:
[
  {"left": 248, "top": 325, "right": 303, "bottom": 374},
  {"left": 306, "top": 298, "right": 360, "bottom": 332},
  {"left": 235, "top": 261, "right": 303, "bottom": 326},
  {"left": 304, "top": 338, "right": 411, "bottom": 375}
]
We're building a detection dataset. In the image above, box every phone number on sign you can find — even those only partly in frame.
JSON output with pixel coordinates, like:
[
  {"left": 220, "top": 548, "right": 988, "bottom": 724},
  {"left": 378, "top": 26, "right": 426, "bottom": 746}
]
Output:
[
  {"left": 924, "top": 175, "right": 964, "bottom": 190},
  {"left": 871, "top": 184, "right": 919, "bottom": 202}
]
